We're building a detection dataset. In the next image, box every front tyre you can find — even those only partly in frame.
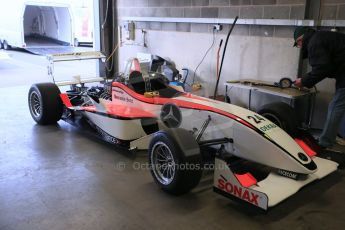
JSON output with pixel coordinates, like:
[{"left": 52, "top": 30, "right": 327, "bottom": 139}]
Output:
[
  {"left": 148, "top": 129, "right": 202, "bottom": 195},
  {"left": 28, "top": 83, "right": 63, "bottom": 125},
  {"left": 257, "top": 102, "right": 298, "bottom": 137}
]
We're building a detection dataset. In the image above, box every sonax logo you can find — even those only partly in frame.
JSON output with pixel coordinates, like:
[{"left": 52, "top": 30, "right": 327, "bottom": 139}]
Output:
[{"left": 217, "top": 175, "right": 259, "bottom": 206}]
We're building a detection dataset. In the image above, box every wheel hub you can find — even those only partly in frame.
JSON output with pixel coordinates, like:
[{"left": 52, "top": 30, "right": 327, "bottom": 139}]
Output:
[
  {"left": 151, "top": 141, "right": 176, "bottom": 185},
  {"left": 30, "top": 91, "right": 41, "bottom": 118}
]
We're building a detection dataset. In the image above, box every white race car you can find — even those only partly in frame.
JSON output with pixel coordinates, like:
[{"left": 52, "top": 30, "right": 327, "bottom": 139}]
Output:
[{"left": 28, "top": 53, "right": 338, "bottom": 210}]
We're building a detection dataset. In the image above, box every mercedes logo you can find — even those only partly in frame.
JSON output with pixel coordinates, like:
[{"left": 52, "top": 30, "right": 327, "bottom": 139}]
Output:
[{"left": 160, "top": 103, "right": 182, "bottom": 128}]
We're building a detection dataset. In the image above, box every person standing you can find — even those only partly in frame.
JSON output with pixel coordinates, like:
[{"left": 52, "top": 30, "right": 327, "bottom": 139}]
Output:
[{"left": 293, "top": 27, "right": 345, "bottom": 148}]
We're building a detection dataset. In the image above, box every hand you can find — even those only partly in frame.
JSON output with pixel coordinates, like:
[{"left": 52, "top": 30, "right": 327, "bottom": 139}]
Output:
[{"left": 294, "top": 78, "right": 303, "bottom": 88}]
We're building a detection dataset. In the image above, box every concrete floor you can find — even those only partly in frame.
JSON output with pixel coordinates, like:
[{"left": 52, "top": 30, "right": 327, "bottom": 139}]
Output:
[{"left": 2, "top": 51, "right": 345, "bottom": 230}]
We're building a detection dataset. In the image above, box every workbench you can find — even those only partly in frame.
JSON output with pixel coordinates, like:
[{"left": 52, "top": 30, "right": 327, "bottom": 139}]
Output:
[{"left": 224, "top": 79, "right": 316, "bottom": 128}]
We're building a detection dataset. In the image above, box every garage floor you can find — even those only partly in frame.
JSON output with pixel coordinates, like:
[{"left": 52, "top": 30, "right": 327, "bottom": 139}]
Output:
[{"left": 2, "top": 52, "right": 345, "bottom": 230}]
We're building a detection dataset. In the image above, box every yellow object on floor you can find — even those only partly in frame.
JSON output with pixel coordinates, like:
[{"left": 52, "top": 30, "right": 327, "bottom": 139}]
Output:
[{"left": 192, "top": 83, "right": 202, "bottom": 91}]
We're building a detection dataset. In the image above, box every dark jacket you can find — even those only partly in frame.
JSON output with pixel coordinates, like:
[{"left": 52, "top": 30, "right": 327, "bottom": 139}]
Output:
[{"left": 301, "top": 29, "right": 345, "bottom": 89}]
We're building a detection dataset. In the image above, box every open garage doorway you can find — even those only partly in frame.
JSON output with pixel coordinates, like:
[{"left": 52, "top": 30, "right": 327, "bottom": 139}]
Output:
[
  {"left": 23, "top": 5, "right": 73, "bottom": 47},
  {"left": 0, "top": 0, "right": 101, "bottom": 88}
]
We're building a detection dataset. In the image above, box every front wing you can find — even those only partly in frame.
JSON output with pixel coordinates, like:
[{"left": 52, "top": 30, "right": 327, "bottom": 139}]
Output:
[{"left": 213, "top": 157, "right": 338, "bottom": 210}]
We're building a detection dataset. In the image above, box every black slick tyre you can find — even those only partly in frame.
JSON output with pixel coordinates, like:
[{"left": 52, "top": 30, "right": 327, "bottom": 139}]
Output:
[
  {"left": 28, "top": 83, "right": 63, "bottom": 125},
  {"left": 257, "top": 102, "right": 298, "bottom": 137},
  {"left": 148, "top": 128, "right": 202, "bottom": 195}
]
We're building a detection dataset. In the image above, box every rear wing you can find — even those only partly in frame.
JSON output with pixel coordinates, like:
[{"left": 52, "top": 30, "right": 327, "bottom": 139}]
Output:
[{"left": 47, "top": 51, "right": 106, "bottom": 86}]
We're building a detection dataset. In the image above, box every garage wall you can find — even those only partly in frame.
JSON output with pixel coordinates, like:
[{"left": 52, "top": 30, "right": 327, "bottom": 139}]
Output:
[
  {"left": 117, "top": 0, "right": 306, "bottom": 20},
  {"left": 321, "top": 0, "right": 345, "bottom": 19},
  {"left": 116, "top": 0, "right": 345, "bottom": 129},
  {"left": 117, "top": 0, "right": 305, "bottom": 89}
]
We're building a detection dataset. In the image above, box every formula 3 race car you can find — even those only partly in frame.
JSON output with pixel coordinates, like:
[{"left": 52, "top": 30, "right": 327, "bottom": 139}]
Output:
[{"left": 28, "top": 52, "right": 338, "bottom": 210}]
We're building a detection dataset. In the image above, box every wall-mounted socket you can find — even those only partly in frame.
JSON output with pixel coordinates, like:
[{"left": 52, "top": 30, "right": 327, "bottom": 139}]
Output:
[
  {"left": 213, "top": 24, "right": 222, "bottom": 31},
  {"left": 124, "top": 21, "right": 135, "bottom": 40}
]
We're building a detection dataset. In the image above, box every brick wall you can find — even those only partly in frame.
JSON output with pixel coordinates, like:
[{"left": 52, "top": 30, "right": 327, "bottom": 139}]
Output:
[
  {"left": 117, "top": 0, "right": 305, "bottom": 37},
  {"left": 117, "top": 0, "right": 306, "bottom": 19},
  {"left": 117, "top": 0, "right": 308, "bottom": 37},
  {"left": 321, "top": 0, "right": 345, "bottom": 20}
]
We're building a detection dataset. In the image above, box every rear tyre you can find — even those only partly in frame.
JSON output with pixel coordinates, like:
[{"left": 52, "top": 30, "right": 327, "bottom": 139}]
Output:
[
  {"left": 28, "top": 83, "right": 63, "bottom": 125},
  {"left": 257, "top": 102, "right": 298, "bottom": 137},
  {"left": 0, "top": 40, "right": 3, "bottom": 49},
  {"left": 149, "top": 128, "right": 202, "bottom": 195}
]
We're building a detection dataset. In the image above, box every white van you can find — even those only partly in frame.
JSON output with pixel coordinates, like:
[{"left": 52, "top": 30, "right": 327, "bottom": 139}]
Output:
[{"left": 0, "top": 0, "right": 74, "bottom": 50}]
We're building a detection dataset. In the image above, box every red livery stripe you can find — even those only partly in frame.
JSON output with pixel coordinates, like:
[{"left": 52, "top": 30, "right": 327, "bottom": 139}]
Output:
[
  {"left": 235, "top": 173, "right": 257, "bottom": 188},
  {"left": 295, "top": 139, "right": 317, "bottom": 157},
  {"left": 111, "top": 82, "right": 256, "bottom": 130}
]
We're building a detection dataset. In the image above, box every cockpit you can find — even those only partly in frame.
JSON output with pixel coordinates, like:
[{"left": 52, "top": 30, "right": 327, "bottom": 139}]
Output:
[{"left": 127, "top": 71, "right": 184, "bottom": 98}]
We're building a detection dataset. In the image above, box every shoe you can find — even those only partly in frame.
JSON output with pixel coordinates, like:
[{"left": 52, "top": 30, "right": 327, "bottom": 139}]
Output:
[
  {"left": 336, "top": 137, "right": 345, "bottom": 146},
  {"left": 330, "top": 144, "right": 345, "bottom": 153},
  {"left": 320, "top": 144, "right": 345, "bottom": 154}
]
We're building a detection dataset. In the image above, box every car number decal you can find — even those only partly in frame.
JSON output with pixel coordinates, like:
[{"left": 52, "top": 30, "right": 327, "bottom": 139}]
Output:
[{"left": 247, "top": 114, "right": 265, "bottom": 124}]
